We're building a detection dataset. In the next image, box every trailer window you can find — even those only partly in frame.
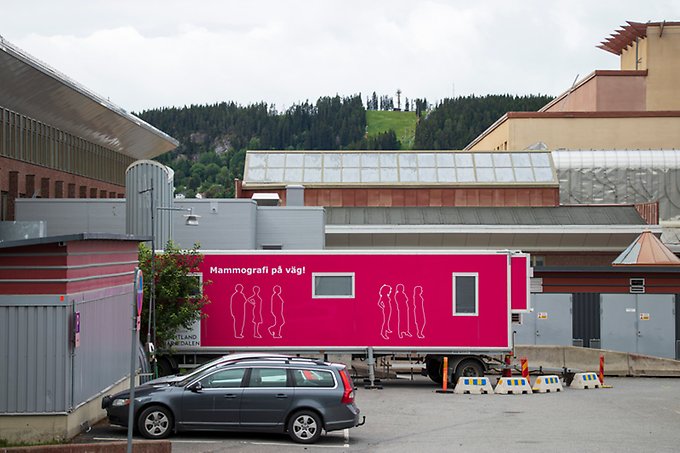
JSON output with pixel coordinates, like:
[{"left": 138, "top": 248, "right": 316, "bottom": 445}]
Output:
[
  {"left": 312, "top": 273, "right": 355, "bottom": 298},
  {"left": 452, "top": 274, "right": 478, "bottom": 315}
]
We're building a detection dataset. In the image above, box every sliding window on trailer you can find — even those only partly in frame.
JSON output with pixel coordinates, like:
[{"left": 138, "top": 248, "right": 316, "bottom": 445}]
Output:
[
  {"left": 312, "top": 273, "right": 355, "bottom": 298},
  {"left": 452, "top": 273, "right": 478, "bottom": 316}
]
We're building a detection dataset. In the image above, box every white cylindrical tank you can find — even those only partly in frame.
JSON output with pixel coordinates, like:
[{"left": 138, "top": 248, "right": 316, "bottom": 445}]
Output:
[{"left": 126, "top": 160, "right": 175, "bottom": 250}]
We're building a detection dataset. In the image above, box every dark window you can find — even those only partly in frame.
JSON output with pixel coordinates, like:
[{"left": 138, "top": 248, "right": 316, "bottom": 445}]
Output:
[
  {"left": 453, "top": 274, "right": 477, "bottom": 315},
  {"left": 200, "top": 368, "right": 245, "bottom": 388},
  {"left": 293, "top": 369, "right": 335, "bottom": 387},
  {"left": 313, "top": 273, "right": 355, "bottom": 298},
  {"left": 248, "top": 368, "right": 288, "bottom": 387}
]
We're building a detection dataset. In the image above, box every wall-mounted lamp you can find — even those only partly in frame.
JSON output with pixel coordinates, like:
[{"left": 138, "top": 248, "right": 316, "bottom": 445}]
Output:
[{"left": 158, "top": 206, "right": 201, "bottom": 226}]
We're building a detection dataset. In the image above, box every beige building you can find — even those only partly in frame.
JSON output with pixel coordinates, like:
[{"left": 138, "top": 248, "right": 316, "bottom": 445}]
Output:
[{"left": 466, "top": 21, "right": 680, "bottom": 151}]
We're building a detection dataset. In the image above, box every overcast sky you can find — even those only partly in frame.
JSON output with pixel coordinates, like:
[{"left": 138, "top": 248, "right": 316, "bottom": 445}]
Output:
[{"left": 1, "top": 1, "right": 677, "bottom": 113}]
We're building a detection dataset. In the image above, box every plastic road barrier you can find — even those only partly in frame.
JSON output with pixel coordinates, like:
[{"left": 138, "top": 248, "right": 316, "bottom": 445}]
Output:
[
  {"left": 494, "top": 377, "right": 533, "bottom": 394},
  {"left": 570, "top": 372, "right": 601, "bottom": 389},
  {"left": 532, "top": 375, "right": 563, "bottom": 393},
  {"left": 454, "top": 377, "right": 494, "bottom": 394}
]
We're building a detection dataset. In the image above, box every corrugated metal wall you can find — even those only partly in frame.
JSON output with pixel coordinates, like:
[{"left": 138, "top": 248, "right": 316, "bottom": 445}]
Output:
[
  {"left": 0, "top": 297, "right": 70, "bottom": 413},
  {"left": 126, "top": 160, "right": 174, "bottom": 248},
  {"left": 0, "top": 284, "right": 133, "bottom": 414},
  {"left": 72, "top": 284, "right": 132, "bottom": 406},
  {"left": 572, "top": 293, "right": 601, "bottom": 348},
  {"left": 676, "top": 294, "right": 680, "bottom": 360}
]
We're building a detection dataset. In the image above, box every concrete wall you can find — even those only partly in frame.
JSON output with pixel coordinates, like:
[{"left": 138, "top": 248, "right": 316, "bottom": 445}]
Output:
[
  {"left": 15, "top": 199, "right": 126, "bottom": 236},
  {"left": 172, "top": 199, "right": 258, "bottom": 250},
  {"left": 256, "top": 206, "right": 325, "bottom": 249},
  {"left": 639, "top": 25, "right": 680, "bottom": 111},
  {"left": 515, "top": 345, "right": 680, "bottom": 377},
  {"left": 500, "top": 115, "right": 680, "bottom": 151},
  {"left": 0, "top": 376, "right": 133, "bottom": 443}
]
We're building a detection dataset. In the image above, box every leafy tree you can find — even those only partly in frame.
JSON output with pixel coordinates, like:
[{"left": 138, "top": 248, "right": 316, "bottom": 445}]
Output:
[{"left": 138, "top": 241, "right": 210, "bottom": 350}]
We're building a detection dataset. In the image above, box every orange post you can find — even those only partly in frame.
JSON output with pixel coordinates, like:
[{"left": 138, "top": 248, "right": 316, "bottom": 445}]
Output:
[
  {"left": 520, "top": 357, "right": 529, "bottom": 379},
  {"left": 599, "top": 355, "right": 605, "bottom": 384},
  {"left": 436, "top": 356, "right": 453, "bottom": 393}
]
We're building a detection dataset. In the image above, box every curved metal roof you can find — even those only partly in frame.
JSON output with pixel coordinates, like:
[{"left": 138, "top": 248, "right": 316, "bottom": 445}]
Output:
[
  {"left": 0, "top": 36, "right": 178, "bottom": 160},
  {"left": 553, "top": 149, "right": 680, "bottom": 169}
]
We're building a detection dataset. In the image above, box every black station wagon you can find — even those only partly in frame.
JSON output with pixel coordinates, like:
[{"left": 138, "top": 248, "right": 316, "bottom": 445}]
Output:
[{"left": 102, "top": 354, "right": 364, "bottom": 443}]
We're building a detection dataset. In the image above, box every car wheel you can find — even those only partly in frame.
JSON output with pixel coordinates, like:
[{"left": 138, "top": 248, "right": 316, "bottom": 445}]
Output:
[
  {"left": 288, "top": 410, "right": 322, "bottom": 444},
  {"left": 454, "top": 359, "right": 484, "bottom": 383},
  {"left": 138, "top": 405, "right": 173, "bottom": 439}
]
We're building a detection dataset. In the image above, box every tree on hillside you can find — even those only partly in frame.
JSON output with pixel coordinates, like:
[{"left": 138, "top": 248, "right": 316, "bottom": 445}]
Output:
[{"left": 413, "top": 94, "right": 553, "bottom": 149}]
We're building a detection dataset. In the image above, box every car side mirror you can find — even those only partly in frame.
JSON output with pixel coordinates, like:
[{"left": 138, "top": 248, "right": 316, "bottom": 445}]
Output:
[{"left": 188, "top": 382, "right": 203, "bottom": 392}]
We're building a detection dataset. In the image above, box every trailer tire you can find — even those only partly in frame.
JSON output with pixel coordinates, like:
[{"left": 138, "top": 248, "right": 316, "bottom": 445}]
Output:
[
  {"left": 426, "top": 358, "right": 443, "bottom": 384},
  {"left": 454, "top": 359, "right": 484, "bottom": 382},
  {"left": 157, "top": 356, "right": 178, "bottom": 377}
]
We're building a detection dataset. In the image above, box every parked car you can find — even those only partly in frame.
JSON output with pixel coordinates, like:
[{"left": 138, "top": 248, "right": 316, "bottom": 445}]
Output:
[{"left": 101, "top": 355, "right": 364, "bottom": 443}]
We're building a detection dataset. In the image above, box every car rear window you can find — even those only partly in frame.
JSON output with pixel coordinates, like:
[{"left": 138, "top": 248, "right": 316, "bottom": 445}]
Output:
[{"left": 293, "top": 369, "right": 335, "bottom": 387}]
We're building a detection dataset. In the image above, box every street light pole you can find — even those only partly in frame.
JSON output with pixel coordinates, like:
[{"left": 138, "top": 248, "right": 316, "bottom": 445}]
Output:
[
  {"left": 139, "top": 178, "right": 200, "bottom": 379},
  {"left": 139, "top": 178, "right": 157, "bottom": 378}
]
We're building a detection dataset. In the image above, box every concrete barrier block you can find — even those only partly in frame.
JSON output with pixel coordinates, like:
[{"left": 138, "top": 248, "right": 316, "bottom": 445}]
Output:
[
  {"left": 628, "top": 353, "right": 680, "bottom": 376},
  {"left": 494, "top": 377, "right": 532, "bottom": 394},
  {"left": 532, "top": 375, "right": 563, "bottom": 393},
  {"left": 454, "top": 377, "right": 494, "bottom": 394},
  {"left": 570, "top": 372, "right": 601, "bottom": 389},
  {"left": 514, "top": 345, "right": 566, "bottom": 369}
]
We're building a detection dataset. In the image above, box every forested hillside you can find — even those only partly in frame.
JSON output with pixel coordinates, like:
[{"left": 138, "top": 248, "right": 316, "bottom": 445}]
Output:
[
  {"left": 137, "top": 93, "right": 552, "bottom": 198},
  {"left": 414, "top": 94, "right": 553, "bottom": 149}
]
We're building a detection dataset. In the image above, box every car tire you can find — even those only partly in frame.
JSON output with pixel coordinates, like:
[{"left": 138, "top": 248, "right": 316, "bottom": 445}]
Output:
[
  {"left": 288, "top": 410, "right": 322, "bottom": 444},
  {"left": 138, "top": 405, "right": 173, "bottom": 439}
]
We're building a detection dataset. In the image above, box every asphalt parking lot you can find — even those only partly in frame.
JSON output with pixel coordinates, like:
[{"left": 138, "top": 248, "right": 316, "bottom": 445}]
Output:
[{"left": 78, "top": 375, "right": 680, "bottom": 452}]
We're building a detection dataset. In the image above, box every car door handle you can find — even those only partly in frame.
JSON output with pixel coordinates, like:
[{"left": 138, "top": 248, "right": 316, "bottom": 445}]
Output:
[
  {"left": 224, "top": 394, "right": 238, "bottom": 399},
  {"left": 276, "top": 394, "right": 288, "bottom": 399}
]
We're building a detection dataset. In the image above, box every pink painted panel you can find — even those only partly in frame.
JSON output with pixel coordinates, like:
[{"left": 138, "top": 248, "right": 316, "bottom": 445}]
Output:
[
  {"left": 198, "top": 252, "right": 516, "bottom": 351},
  {"left": 511, "top": 255, "right": 530, "bottom": 312}
]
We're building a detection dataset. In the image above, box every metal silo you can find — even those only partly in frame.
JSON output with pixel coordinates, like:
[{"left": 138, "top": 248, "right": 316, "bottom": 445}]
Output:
[{"left": 126, "top": 160, "right": 175, "bottom": 250}]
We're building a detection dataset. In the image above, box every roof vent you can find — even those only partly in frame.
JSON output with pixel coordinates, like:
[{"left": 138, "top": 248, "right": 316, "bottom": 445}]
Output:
[{"left": 251, "top": 193, "right": 281, "bottom": 206}]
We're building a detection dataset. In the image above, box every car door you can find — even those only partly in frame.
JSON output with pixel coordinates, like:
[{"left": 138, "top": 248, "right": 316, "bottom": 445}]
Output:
[
  {"left": 239, "top": 367, "right": 294, "bottom": 429},
  {"left": 179, "top": 367, "right": 246, "bottom": 429}
]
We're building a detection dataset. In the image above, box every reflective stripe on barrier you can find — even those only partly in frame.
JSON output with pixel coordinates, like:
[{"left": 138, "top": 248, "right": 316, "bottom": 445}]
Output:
[
  {"left": 494, "top": 377, "right": 533, "bottom": 394},
  {"left": 570, "top": 372, "right": 601, "bottom": 389},
  {"left": 454, "top": 377, "right": 494, "bottom": 394},
  {"left": 532, "top": 375, "right": 563, "bottom": 393}
]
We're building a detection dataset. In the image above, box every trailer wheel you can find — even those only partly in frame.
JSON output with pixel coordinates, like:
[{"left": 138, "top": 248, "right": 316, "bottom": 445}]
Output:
[
  {"left": 454, "top": 359, "right": 484, "bottom": 382},
  {"left": 426, "top": 358, "right": 443, "bottom": 384}
]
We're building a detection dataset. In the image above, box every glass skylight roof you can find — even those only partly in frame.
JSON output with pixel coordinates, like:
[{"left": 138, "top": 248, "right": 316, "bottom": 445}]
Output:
[{"left": 244, "top": 151, "right": 556, "bottom": 185}]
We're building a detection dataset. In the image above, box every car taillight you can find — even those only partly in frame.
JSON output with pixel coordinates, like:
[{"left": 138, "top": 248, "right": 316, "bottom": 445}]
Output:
[{"left": 339, "top": 368, "right": 354, "bottom": 404}]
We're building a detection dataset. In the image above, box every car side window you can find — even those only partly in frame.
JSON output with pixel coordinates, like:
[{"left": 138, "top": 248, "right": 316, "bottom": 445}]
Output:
[
  {"left": 247, "top": 368, "right": 288, "bottom": 387},
  {"left": 293, "top": 369, "right": 335, "bottom": 387},
  {"left": 199, "top": 368, "right": 245, "bottom": 389}
]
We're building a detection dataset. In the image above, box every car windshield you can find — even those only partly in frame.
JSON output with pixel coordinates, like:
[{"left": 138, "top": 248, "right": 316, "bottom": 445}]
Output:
[{"left": 174, "top": 356, "right": 232, "bottom": 386}]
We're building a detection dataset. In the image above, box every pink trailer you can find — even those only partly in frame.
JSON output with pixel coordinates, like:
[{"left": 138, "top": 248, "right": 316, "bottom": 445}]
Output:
[{"left": 174, "top": 250, "right": 531, "bottom": 384}]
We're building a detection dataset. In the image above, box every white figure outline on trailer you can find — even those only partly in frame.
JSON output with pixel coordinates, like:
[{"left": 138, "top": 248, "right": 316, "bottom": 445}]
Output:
[
  {"left": 247, "top": 286, "right": 263, "bottom": 339},
  {"left": 230, "top": 284, "right": 247, "bottom": 338},
  {"left": 395, "top": 283, "right": 412, "bottom": 339},
  {"left": 378, "top": 284, "right": 393, "bottom": 339},
  {"left": 269, "top": 285, "right": 286, "bottom": 339},
  {"left": 413, "top": 285, "right": 426, "bottom": 338}
]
